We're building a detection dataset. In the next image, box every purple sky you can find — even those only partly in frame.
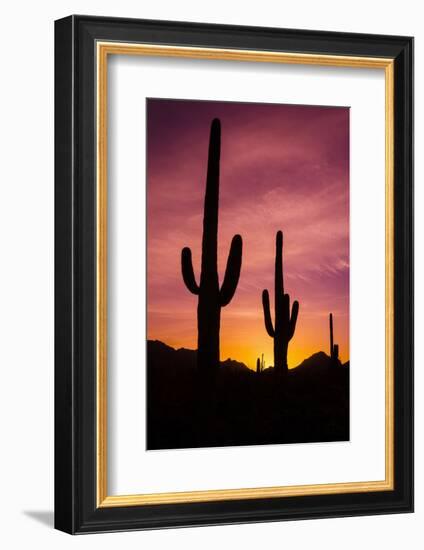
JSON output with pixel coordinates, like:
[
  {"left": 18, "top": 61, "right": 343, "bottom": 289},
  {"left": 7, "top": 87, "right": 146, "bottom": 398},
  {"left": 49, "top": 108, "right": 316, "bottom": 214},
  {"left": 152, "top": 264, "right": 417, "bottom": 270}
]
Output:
[{"left": 146, "top": 98, "right": 349, "bottom": 369}]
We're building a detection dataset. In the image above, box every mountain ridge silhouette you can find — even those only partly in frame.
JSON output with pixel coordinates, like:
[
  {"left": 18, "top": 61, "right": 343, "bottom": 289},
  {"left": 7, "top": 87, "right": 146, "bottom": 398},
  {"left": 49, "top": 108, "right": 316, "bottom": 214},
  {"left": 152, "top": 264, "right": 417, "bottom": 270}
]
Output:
[
  {"left": 147, "top": 339, "right": 350, "bottom": 450},
  {"left": 147, "top": 339, "right": 348, "bottom": 373}
]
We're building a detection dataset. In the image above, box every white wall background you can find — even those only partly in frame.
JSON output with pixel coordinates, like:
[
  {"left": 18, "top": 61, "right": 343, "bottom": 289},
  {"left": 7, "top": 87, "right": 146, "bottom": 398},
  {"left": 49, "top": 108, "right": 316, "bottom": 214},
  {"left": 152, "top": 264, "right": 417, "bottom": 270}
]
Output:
[{"left": 0, "top": 1, "right": 420, "bottom": 548}]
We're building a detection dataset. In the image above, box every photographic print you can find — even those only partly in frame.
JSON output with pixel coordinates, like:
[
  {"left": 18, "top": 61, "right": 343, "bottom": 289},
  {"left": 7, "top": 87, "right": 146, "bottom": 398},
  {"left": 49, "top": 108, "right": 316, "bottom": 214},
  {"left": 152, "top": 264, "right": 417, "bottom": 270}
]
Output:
[
  {"left": 55, "top": 18, "right": 413, "bottom": 532},
  {"left": 146, "top": 98, "right": 350, "bottom": 450}
]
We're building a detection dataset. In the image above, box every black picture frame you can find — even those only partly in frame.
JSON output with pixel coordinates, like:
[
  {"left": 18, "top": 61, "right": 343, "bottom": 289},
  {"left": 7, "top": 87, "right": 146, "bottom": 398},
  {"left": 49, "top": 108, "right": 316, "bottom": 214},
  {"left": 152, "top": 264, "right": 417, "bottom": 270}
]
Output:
[{"left": 55, "top": 15, "right": 413, "bottom": 534}]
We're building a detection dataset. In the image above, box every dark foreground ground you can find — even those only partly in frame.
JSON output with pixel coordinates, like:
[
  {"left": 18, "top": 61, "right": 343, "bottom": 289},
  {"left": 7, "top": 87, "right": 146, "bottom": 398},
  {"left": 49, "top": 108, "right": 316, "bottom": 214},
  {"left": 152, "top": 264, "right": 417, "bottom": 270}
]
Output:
[{"left": 147, "top": 340, "right": 349, "bottom": 450}]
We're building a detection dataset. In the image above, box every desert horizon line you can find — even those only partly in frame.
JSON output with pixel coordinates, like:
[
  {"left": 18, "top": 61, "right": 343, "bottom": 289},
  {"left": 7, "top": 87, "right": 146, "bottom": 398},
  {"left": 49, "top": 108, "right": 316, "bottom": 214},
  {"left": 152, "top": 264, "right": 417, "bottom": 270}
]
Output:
[{"left": 147, "top": 338, "right": 349, "bottom": 372}]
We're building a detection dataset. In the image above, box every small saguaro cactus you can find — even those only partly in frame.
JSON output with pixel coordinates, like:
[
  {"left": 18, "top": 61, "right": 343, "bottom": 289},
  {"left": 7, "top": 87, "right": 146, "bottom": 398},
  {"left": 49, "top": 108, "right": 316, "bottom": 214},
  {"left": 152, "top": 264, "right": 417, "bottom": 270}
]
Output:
[
  {"left": 181, "top": 119, "right": 243, "bottom": 374},
  {"left": 262, "top": 231, "right": 299, "bottom": 374},
  {"left": 329, "top": 313, "right": 339, "bottom": 366},
  {"left": 256, "top": 354, "right": 265, "bottom": 374}
]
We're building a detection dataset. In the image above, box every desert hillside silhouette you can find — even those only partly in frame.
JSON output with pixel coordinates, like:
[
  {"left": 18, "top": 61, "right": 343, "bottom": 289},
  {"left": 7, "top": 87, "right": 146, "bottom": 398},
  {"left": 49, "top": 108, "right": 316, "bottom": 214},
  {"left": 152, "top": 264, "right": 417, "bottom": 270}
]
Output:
[
  {"left": 147, "top": 117, "right": 349, "bottom": 450},
  {"left": 147, "top": 340, "right": 349, "bottom": 450}
]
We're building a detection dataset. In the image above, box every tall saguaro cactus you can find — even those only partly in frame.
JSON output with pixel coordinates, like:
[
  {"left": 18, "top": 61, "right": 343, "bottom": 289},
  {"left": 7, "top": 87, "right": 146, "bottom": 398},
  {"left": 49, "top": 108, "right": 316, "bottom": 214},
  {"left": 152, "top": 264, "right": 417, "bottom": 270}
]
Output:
[
  {"left": 262, "top": 231, "right": 299, "bottom": 374},
  {"left": 329, "top": 313, "right": 339, "bottom": 366},
  {"left": 181, "top": 119, "right": 243, "bottom": 374}
]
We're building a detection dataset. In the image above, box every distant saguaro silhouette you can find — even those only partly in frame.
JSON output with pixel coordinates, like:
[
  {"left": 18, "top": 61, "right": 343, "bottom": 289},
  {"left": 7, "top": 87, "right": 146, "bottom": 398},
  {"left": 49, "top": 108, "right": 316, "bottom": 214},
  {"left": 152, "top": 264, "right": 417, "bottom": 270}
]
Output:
[
  {"left": 181, "top": 119, "right": 243, "bottom": 374},
  {"left": 256, "top": 358, "right": 261, "bottom": 374},
  {"left": 329, "top": 313, "right": 339, "bottom": 366},
  {"left": 256, "top": 353, "right": 265, "bottom": 374},
  {"left": 262, "top": 231, "right": 299, "bottom": 374}
]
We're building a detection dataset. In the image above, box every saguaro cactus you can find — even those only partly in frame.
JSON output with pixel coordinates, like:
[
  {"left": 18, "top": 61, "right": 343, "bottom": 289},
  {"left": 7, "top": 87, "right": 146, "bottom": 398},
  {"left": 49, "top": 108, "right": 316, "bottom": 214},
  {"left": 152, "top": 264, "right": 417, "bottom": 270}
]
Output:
[
  {"left": 181, "top": 119, "right": 243, "bottom": 374},
  {"left": 256, "top": 358, "right": 261, "bottom": 374},
  {"left": 329, "top": 313, "right": 339, "bottom": 366},
  {"left": 256, "top": 354, "right": 265, "bottom": 374},
  {"left": 262, "top": 231, "right": 299, "bottom": 374}
]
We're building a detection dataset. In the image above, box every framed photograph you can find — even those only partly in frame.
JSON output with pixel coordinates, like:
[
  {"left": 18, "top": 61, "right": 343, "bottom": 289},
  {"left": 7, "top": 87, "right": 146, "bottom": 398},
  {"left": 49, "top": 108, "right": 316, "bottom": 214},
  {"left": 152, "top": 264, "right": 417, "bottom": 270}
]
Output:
[{"left": 54, "top": 15, "right": 413, "bottom": 533}]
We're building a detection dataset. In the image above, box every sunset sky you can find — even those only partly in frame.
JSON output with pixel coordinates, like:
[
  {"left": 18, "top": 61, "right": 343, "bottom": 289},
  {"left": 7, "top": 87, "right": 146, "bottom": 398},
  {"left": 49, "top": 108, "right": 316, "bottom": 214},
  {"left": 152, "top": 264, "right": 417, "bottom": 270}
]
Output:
[{"left": 146, "top": 98, "right": 349, "bottom": 370}]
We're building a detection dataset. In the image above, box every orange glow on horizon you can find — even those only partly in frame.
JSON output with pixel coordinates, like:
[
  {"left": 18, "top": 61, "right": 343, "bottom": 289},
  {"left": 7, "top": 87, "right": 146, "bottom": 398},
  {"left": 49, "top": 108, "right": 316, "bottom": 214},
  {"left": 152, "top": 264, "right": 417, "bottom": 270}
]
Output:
[{"left": 148, "top": 306, "right": 349, "bottom": 371}]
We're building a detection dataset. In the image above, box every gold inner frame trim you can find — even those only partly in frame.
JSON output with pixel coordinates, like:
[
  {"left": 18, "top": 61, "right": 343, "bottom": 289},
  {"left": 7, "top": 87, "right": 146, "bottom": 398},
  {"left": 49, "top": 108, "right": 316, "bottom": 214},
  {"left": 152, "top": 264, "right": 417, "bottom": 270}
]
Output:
[{"left": 96, "top": 42, "right": 395, "bottom": 508}]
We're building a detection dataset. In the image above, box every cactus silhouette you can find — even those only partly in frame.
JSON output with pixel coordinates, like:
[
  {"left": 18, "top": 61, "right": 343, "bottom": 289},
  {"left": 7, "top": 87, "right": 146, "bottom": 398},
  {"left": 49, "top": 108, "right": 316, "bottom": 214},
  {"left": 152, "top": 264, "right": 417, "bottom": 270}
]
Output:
[
  {"left": 329, "top": 313, "right": 339, "bottom": 366},
  {"left": 256, "top": 358, "right": 261, "bottom": 374},
  {"left": 181, "top": 119, "right": 243, "bottom": 374},
  {"left": 262, "top": 231, "right": 299, "bottom": 374},
  {"left": 256, "top": 355, "right": 265, "bottom": 374}
]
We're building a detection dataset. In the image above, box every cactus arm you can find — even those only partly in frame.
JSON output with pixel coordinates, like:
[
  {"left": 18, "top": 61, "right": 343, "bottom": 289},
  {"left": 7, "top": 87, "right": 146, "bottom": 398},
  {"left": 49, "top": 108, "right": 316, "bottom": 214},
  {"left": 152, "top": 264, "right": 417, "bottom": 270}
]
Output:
[
  {"left": 333, "top": 344, "right": 339, "bottom": 361},
  {"left": 262, "top": 289, "right": 275, "bottom": 337},
  {"left": 181, "top": 247, "right": 200, "bottom": 295},
  {"left": 219, "top": 234, "right": 243, "bottom": 306},
  {"left": 289, "top": 300, "right": 299, "bottom": 340}
]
